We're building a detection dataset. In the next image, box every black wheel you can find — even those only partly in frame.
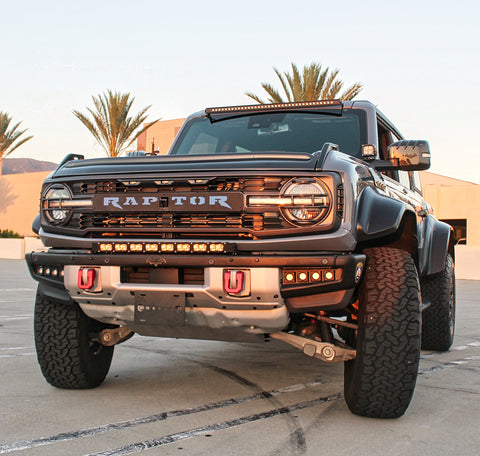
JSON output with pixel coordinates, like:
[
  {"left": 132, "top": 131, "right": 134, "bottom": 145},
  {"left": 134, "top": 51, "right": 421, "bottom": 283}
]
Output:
[
  {"left": 344, "top": 247, "right": 421, "bottom": 418},
  {"left": 421, "top": 254, "right": 455, "bottom": 351},
  {"left": 34, "top": 289, "right": 114, "bottom": 389}
]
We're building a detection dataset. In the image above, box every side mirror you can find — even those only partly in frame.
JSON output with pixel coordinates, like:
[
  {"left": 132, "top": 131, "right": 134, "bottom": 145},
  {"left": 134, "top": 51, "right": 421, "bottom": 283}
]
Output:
[{"left": 387, "top": 140, "right": 431, "bottom": 171}]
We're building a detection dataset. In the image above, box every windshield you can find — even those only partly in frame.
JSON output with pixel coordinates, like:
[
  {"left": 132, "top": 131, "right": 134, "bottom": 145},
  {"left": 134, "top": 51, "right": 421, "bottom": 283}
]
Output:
[{"left": 170, "top": 110, "right": 367, "bottom": 157}]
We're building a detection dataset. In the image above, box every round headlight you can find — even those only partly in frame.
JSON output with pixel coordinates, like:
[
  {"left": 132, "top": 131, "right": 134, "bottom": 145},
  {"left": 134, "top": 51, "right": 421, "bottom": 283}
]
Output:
[
  {"left": 43, "top": 185, "right": 72, "bottom": 224},
  {"left": 280, "top": 178, "right": 330, "bottom": 226}
]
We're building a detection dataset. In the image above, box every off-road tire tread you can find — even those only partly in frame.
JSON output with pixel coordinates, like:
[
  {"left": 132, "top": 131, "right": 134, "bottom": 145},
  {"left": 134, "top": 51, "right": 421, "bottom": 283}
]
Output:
[
  {"left": 344, "top": 247, "right": 421, "bottom": 418},
  {"left": 34, "top": 290, "right": 113, "bottom": 389},
  {"left": 421, "top": 254, "right": 455, "bottom": 351}
]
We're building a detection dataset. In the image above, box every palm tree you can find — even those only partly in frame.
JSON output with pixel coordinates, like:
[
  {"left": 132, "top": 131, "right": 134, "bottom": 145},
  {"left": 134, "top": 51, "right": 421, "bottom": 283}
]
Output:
[
  {"left": 73, "top": 90, "right": 160, "bottom": 157},
  {"left": 0, "top": 111, "right": 33, "bottom": 174},
  {"left": 245, "top": 62, "right": 363, "bottom": 104}
]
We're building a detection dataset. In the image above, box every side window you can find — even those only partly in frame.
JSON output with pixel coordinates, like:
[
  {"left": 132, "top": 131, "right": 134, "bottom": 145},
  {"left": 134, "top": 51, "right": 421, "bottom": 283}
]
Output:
[
  {"left": 377, "top": 120, "right": 396, "bottom": 179},
  {"left": 398, "top": 171, "right": 410, "bottom": 188},
  {"left": 411, "top": 171, "right": 422, "bottom": 194},
  {"left": 377, "top": 123, "right": 393, "bottom": 160}
]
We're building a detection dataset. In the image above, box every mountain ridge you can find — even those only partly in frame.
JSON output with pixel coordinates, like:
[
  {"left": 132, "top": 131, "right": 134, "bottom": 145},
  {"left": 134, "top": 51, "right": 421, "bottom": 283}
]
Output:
[{"left": 2, "top": 158, "right": 58, "bottom": 174}]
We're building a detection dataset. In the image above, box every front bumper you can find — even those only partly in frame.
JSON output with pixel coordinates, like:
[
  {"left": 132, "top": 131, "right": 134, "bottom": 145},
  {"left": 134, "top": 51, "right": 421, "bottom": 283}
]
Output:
[{"left": 26, "top": 250, "right": 365, "bottom": 341}]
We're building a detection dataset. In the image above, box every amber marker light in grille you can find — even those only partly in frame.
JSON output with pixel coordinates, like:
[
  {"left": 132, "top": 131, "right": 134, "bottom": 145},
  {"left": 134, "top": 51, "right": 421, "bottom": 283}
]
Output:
[
  {"left": 188, "top": 179, "right": 210, "bottom": 184},
  {"left": 99, "top": 243, "right": 113, "bottom": 252},
  {"left": 145, "top": 243, "right": 159, "bottom": 252},
  {"left": 193, "top": 243, "right": 208, "bottom": 252},
  {"left": 177, "top": 243, "right": 191, "bottom": 252},
  {"left": 129, "top": 243, "right": 143, "bottom": 252},
  {"left": 114, "top": 243, "right": 128, "bottom": 252},
  {"left": 325, "top": 271, "right": 334, "bottom": 280},
  {"left": 160, "top": 243, "right": 175, "bottom": 252},
  {"left": 209, "top": 243, "right": 225, "bottom": 253}
]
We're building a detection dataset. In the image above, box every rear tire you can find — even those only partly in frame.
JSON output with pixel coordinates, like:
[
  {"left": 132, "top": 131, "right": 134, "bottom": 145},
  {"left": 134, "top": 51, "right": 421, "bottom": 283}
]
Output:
[
  {"left": 344, "top": 247, "right": 421, "bottom": 418},
  {"left": 421, "top": 254, "right": 455, "bottom": 351},
  {"left": 34, "top": 289, "right": 114, "bottom": 389}
]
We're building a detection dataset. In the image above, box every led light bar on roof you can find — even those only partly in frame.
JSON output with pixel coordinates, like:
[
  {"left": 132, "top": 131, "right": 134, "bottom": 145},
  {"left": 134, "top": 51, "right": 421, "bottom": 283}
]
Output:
[{"left": 205, "top": 100, "right": 342, "bottom": 114}]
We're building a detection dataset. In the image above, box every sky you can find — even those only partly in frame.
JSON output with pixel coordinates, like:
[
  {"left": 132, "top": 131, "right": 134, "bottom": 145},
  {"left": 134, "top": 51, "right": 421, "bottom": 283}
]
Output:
[{"left": 2, "top": 0, "right": 479, "bottom": 183}]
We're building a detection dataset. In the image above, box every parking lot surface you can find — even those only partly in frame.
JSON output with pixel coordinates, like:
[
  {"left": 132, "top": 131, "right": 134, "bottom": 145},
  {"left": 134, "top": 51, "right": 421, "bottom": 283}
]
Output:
[{"left": 0, "top": 259, "right": 479, "bottom": 455}]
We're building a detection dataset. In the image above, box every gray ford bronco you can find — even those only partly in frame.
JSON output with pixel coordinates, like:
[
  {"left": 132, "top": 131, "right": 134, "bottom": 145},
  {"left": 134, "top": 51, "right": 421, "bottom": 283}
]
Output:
[{"left": 26, "top": 100, "right": 456, "bottom": 418}]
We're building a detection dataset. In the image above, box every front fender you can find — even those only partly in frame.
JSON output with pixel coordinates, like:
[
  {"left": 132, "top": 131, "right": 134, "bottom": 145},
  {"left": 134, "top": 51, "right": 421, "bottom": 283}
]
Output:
[
  {"left": 356, "top": 186, "right": 408, "bottom": 242},
  {"left": 32, "top": 213, "right": 41, "bottom": 235}
]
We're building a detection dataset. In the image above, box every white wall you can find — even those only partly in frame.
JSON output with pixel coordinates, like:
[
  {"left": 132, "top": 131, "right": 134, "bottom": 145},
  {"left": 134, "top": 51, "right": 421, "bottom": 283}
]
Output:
[
  {"left": 454, "top": 246, "right": 480, "bottom": 280},
  {"left": 0, "top": 238, "right": 44, "bottom": 259}
]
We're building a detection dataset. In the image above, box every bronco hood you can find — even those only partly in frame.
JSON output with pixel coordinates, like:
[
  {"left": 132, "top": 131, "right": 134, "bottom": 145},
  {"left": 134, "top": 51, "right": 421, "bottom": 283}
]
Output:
[{"left": 51, "top": 152, "right": 325, "bottom": 179}]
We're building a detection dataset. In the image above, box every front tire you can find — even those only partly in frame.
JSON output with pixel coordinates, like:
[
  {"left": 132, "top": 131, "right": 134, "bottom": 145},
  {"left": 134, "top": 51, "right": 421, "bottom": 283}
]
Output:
[
  {"left": 34, "top": 289, "right": 114, "bottom": 389},
  {"left": 421, "top": 254, "right": 456, "bottom": 351},
  {"left": 344, "top": 247, "right": 421, "bottom": 418}
]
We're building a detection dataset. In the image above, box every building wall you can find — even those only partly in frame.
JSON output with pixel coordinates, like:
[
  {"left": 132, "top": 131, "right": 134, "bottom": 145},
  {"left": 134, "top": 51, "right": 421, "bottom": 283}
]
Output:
[
  {"left": 0, "top": 171, "right": 50, "bottom": 237},
  {"left": 137, "top": 118, "right": 185, "bottom": 155},
  {"left": 421, "top": 172, "right": 480, "bottom": 246}
]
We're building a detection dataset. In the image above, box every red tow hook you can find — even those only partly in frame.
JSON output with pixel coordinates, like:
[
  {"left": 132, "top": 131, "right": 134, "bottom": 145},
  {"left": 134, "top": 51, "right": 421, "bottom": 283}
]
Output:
[
  {"left": 78, "top": 268, "right": 96, "bottom": 290},
  {"left": 224, "top": 270, "right": 245, "bottom": 294}
]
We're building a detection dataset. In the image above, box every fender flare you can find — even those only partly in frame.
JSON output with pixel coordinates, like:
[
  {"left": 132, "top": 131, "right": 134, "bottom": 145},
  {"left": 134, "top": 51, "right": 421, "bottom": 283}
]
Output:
[
  {"left": 419, "top": 214, "right": 454, "bottom": 276},
  {"left": 356, "top": 186, "right": 409, "bottom": 242},
  {"left": 32, "top": 213, "right": 41, "bottom": 235}
]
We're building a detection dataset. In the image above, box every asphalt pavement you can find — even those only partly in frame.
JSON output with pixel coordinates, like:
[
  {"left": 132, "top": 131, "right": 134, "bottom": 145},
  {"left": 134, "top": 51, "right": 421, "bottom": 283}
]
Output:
[{"left": 0, "top": 259, "right": 479, "bottom": 456}]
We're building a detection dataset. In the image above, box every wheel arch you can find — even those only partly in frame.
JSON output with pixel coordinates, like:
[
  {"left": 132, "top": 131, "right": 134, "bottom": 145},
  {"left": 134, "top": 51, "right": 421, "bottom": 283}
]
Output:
[
  {"left": 356, "top": 186, "right": 411, "bottom": 242},
  {"left": 356, "top": 186, "right": 419, "bottom": 264}
]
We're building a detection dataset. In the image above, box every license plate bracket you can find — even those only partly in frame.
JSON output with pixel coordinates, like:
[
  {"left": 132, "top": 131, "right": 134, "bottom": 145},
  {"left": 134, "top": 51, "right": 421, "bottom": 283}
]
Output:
[{"left": 134, "top": 291, "right": 185, "bottom": 326}]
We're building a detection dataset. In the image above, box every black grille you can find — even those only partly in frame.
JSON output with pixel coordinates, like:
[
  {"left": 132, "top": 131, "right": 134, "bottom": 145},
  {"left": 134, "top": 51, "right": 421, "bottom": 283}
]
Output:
[
  {"left": 67, "top": 177, "right": 291, "bottom": 237},
  {"left": 337, "top": 184, "right": 344, "bottom": 217},
  {"left": 56, "top": 175, "right": 338, "bottom": 239},
  {"left": 78, "top": 213, "right": 283, "bottom": 229},
  {"left": 73, "top": 177, "right": 286, "bottom": 194}
]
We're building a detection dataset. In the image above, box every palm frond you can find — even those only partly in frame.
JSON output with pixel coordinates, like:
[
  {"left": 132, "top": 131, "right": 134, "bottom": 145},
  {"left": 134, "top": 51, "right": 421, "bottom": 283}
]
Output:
[
  {"left": 1, "top": 134, "right": 33, "bottom": 158},
  {"left": 320, "top": 69, "right": 340, "bottom": 99},
  {"left": 287, "top": 63, "right": 303, "bottom": 102},
  {"left": 273, "top": 68, "right": 291, "bottom": 102},
  {"left": 261, "top": 83, "right": 285, "bottom": 103},
  {"left": 314, "top": 67, "right": 329, "bottom": 100},
  {"left": 245, "top": 62, "right": 362, "bottom": 103},
  {"left": 0, "top": 111, "right": 33, "bottom": 160},
  {"left": 244, "top": 91, "right": 266, "bottom": 104},
  {"left": 341, "top": 83, "right": 364, "bottom": 101},
  {"left": 73, "top": 91, "right": 160, "bottom": 157}
]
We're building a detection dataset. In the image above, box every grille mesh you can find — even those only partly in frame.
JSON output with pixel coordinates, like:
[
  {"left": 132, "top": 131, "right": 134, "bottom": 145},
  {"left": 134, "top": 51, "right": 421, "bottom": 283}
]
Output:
[{"left": 61, "top": 176, "right": 338, "bottom": 238}]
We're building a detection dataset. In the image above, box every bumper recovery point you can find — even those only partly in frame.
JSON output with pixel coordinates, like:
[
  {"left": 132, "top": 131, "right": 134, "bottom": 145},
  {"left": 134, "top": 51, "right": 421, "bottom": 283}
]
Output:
[{"left": 271, "top": 332, "right": 356, "bottom": 362}]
